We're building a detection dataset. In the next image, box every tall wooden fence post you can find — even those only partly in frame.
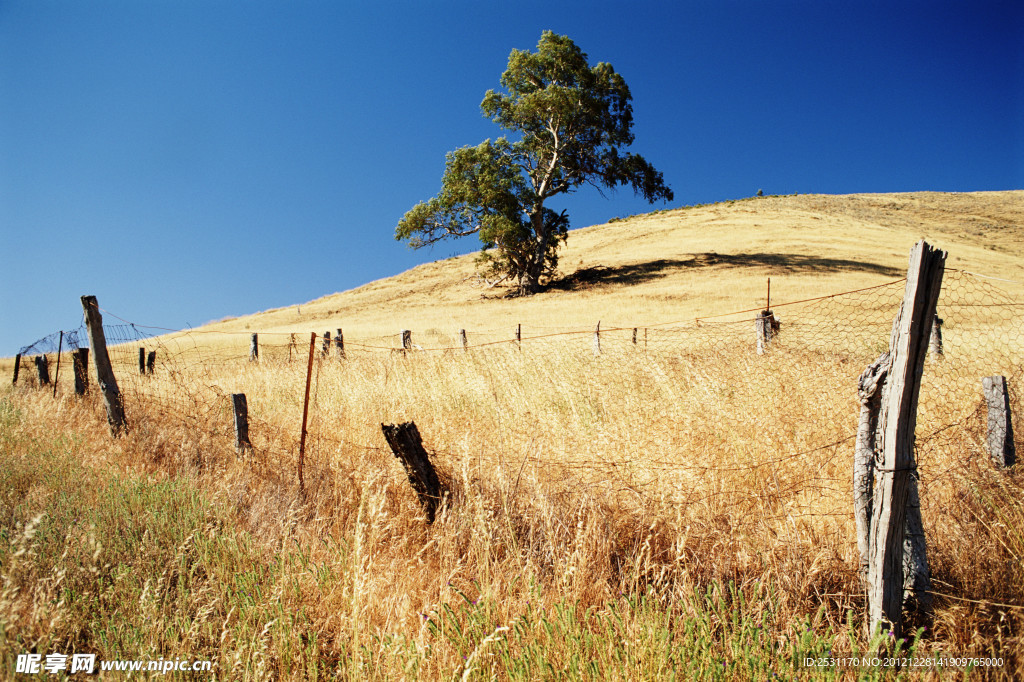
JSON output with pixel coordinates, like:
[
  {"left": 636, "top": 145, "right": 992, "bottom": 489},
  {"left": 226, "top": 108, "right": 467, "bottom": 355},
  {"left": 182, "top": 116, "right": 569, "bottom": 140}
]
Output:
[
  {"left": 12, "top": 353, "right": 21, "bottom": 385},
  {"left": 231, "top": 393, "right": 252, "bottom": 452},
  {"left": 34, "top": 355, "right": 50, "bottom": 386},
  {"left": 983, "top": 376, "right": 1016, "bottom": 468},
  {"left": 73, "top": 348, "right": 90, "bottom": 395},
  {"left": 322, "top": 331, "right": 331, "bottom": 356},
  {"left": 593, "top": 321, "right": 601, "bottom": 356},
  {"left": 250, "top": 333, "right": 259, "bottom": 362},
  {"left": 139, "top": 347, "right": 146, "bottom": 374},
  {"left": 860, "top": 240, "right": 945, "bottom": 642},
  {"left": 381, "top": 421, "right": 444, "bottom": 523},
  {"left": 81, "top": 295, "right": 127, "bottom": 435}
]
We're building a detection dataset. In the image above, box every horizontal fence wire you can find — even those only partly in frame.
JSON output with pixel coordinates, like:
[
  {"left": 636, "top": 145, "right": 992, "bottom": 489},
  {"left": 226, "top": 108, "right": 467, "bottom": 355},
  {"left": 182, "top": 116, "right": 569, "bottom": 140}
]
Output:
[{"left": 8, "top": 271, "right": 1023, "bottom": 560}]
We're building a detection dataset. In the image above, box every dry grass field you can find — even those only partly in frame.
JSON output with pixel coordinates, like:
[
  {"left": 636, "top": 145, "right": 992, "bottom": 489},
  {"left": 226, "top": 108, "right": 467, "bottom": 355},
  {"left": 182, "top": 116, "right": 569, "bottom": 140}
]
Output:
[{"left": 2, "top": 191, "right": 1022, "bottom": 679}]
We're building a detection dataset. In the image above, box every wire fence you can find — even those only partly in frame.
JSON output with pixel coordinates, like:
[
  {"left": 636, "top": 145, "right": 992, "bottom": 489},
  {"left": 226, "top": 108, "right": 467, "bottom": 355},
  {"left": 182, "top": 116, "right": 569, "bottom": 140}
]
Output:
[{"left": 8, "top": 271, "right": 1023, "bottom": 560}]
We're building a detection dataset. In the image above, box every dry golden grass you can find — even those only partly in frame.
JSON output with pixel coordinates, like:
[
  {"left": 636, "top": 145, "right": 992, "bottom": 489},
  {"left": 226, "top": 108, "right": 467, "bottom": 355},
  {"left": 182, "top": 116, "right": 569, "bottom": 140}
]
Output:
[{"left": 2, "top": 191, "right": 1023, "bottom": 679}]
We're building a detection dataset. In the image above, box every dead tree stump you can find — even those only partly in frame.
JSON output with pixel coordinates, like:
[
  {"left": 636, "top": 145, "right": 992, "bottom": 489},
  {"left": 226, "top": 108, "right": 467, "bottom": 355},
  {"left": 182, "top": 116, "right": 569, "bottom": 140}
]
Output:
[{"left": 381, "top": 421, "right": 443, "bottom": 523}]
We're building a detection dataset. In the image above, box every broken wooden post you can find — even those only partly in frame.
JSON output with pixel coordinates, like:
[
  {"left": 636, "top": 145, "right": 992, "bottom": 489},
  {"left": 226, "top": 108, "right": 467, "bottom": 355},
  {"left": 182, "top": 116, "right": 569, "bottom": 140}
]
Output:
[
  {"left": 81, "top": 295, "right": 127, "bottom": 435},
  {"left": 12, "top": 353, "right": 21, "bottom": 385},
  {"left": 231, "top": 393, "right": 252, "bottom": 452},
  {"left": 756, "top": 310, "right": 777, "bottom": 355},
  {"left": 928, "top": 314, "right": 943, "bottom": 356},
  {"left": 250, "top": 333, "right": 259, "bottom": 362},
  {"left": 335, "top": 328, "right": 345, "bottom": 358},
  {"left": 983, "top": 376, "right": 1016, "bottom": 468},
  {"left": 864, "top": 240, "right": 944, "bottom": 641},
  {"left": 381, "top": 421, "right": 443, "bottom": 523},
  {"left": 73, "top": 348, "right": 89, "bottom": 395},
  {"left": 34, "top": 355, "right": 50, "bottom": 386},
  {"left": 322, "top": 331, "right": 331, "bottom": 356},
  {"left": 146, "top": 350, "right": 156, "bottom": 374},
  {"left": 459, "top": 329, "right": 468, "bottom": 352},
  {"left": 855, "top": 352, "right": 889, "bottom": 588},
  {"left": 593, "top": 321, "right": 601, "bottom": 356},
  {"left": 138, "top": 347, "right": 146, "bottom": 374},
  {"left": 401, "top": 329, "right": 412, "bottom": 351}
]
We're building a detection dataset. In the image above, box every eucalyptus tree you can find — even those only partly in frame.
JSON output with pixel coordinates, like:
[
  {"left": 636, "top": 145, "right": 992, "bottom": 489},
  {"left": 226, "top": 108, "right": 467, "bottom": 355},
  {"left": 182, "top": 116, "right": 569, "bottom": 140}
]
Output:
[{"left": 397, "top": 31, "right": 673, "bottom": 294}]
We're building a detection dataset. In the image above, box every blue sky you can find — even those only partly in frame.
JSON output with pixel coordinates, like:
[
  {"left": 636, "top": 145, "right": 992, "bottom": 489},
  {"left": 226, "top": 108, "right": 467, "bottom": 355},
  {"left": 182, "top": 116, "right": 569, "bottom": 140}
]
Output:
[{"left": 2, "top": 0, "right": 1021, "bottom": 355}]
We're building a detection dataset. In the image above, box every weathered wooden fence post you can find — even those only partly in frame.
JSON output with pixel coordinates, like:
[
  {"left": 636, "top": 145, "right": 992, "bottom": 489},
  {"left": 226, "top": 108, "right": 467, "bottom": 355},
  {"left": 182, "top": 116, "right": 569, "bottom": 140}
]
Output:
[
  {"left": 928, "top": 314, "right": 943, "bottom": 356},
  {"left": 81, "top": 295, "right": 127, "bottom": 435},
  {"left": 335, "top": 328, "right": 345, "bottom": 359},
  {"left": 139, "top": 347, "right": 146, "bottom": 374},
  {"left": 381, "top": 421, "right": 444, "bottom": 523},
  {"left": 73, "top": 348, "right": 89, "bottom": 395},
  {"left": 515, "top": 323, "right": 521, "bottom": 348},
  {"left": 858, "top": 240, "right": 944, "bottom": 642},
  {"left": 632, "top": 328, "right": 638, "bottom": 345},
  {"left": 250, "top": 333, "right": 259, "bottom": 362},
  {"left": 459, "top": 329, "right": 468, "bottom": 352},
  {"left": 401, "top": 329, "right": 412, "bottom": 351},
  {"left": 289, "top": 333, "right": 296, "bottom": 362},
  {"left": 34, "top": 355, "right": 50, "bottom": 386},
  {"left": 983, "top": 375, "right": 1016, "bottom": 468},
  {"left": 593, "top": 321, "right": 601, "bottom": 356},
  {"left": 322, "top": 331, "right": 331, "bottom": 356},
  {"left": 231, "top": 393, "right": 252, "bottom": 452},
  {"left": 12, "top": 353, "right": 21, "bottom": 385},
  {"left": 146, "top": 350, "right": 156, "bottom": 374},
  {"left": 756, "top": 310, "right": 777, "bottom": 355}
]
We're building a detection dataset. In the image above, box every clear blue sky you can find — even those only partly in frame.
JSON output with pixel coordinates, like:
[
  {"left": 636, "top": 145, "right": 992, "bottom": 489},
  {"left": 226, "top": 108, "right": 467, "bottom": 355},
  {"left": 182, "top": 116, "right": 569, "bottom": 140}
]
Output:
[{"left": 2, "top": 0, "right": 1021, "bottom": 355}]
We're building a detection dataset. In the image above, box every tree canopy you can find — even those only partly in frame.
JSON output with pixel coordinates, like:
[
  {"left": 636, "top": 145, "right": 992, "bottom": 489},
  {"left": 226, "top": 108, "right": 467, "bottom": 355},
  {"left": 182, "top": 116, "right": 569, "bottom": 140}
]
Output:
[{"left": 396, "top": 31, "right": 673, "bottom": 294}]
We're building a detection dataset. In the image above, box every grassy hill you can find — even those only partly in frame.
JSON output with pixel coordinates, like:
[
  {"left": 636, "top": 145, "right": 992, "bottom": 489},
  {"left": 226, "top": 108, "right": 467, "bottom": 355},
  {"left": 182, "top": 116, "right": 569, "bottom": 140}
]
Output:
[
  {"left": 196, "top": 190, "right": 1024, "bottom": 339},
  {"left": 2, "top": 190, "right": 1022, "bottom": 680}
]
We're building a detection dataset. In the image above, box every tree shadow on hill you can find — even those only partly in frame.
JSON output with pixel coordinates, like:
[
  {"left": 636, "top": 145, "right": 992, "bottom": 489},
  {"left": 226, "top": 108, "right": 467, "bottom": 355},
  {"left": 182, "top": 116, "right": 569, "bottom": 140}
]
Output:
[{"left": 547, "top": 252, "right": 902, "bottom": 291}]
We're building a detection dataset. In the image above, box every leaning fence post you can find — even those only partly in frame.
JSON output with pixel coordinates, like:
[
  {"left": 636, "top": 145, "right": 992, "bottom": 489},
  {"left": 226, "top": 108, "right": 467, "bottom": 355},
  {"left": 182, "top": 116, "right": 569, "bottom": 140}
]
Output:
[
  {"left": 298, "top": 332, "right": 316, "bottom": 493},
  {"left": 250, "top": 333, "right": 259, "bottom": 362},
  {"left": 865, "top": 240, "right": 945, "bottom": 641},
  {"left": 52, "top": 331, "right": 64, "bottom": 398},
  {"left": 335, "top": 328, "right": 345, "bottom": 358},
  {"left": 139, "top": 347, "right": 146, "bottom": 374},
  {"left": 34, "top": 355, "right": 50, "bottom": 386},
  {"left": 593, "top": 321, "right": 601, "bottom": 356},
  {"left": 12, "top": 353, "right": 21, "bottom": 385},
  {"left": 231, "top": 393, "right": 252, "bottom": 452},
  {"left": 81, "top": 295, "right": 127, "bottom": 435},
  {"left": 146, "top": 351, "right": 156, "bottom": 374},
  {"left": 73, "top": 348, "right": 89, "bottom": 395},
  {"left": 381, "top": 421, "right": 444, "bottom": 523},
  {"left": 982, "top": 376, "right": 1016, "bottom": 468}
]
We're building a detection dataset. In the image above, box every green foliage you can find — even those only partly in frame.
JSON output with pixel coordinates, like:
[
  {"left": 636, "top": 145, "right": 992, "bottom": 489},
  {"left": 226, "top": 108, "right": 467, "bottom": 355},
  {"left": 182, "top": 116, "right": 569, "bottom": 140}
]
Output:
[{"left": 397, "top": 31, "right": 673, "bottom": 294}]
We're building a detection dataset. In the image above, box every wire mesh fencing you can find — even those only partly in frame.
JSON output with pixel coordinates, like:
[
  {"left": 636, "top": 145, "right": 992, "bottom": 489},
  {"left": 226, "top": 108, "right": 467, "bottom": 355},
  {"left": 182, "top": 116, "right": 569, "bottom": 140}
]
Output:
[{"left": 8, "top": 270, "right": 1022, "bottom": 534}]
